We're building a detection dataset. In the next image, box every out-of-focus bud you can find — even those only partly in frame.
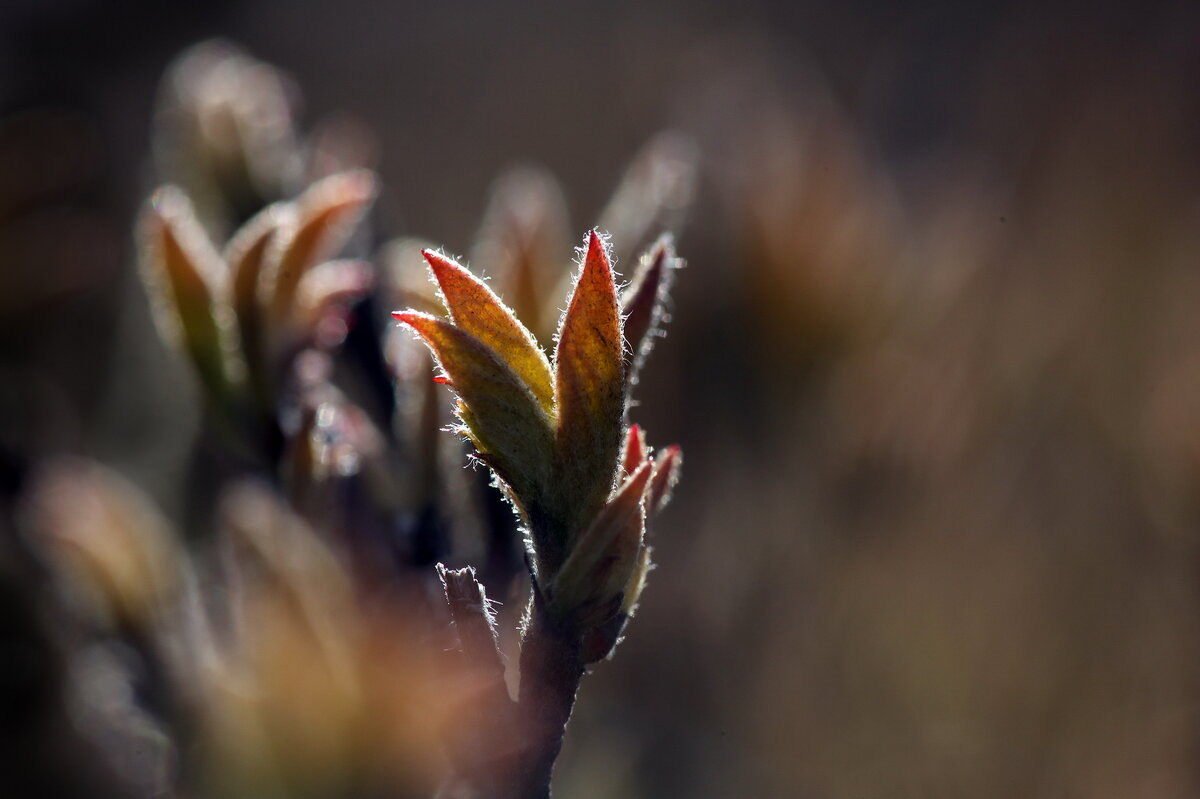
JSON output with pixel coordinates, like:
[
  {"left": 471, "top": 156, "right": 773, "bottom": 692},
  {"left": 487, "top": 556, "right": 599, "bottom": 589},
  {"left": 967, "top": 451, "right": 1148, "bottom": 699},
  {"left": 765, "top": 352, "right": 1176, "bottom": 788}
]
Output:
[
  {"left": 203, "top": 482, "right": 362, "bottom": 798},
  {"left": 139, "top": 186, "right": 241, "bottom": 403},
  {"left": 595, "top": 131, "right": 697, "bottom": 267},
  {"left": 219, "top": 481, "right": 354, "bottom": 647},
  {"left": 222, "top": 200, "right": 287, "bottom": 383},
  {"left": 23, "top": 458, "right": 181, "bottom": 631},
  {"left": 200, "top": 482, "right": 456, "bottom": 798},
  {"left": 153, "top": 40, "right": 304, "bottom": 232},
  {"left": 471, "top": 167, "right": 572, "bottom": 341},
  {"left": 261, "top": 170, "right": 377, "bottom": 325},
  {"left": 137, "top": 171, "right": 378, "bottom": 462}
]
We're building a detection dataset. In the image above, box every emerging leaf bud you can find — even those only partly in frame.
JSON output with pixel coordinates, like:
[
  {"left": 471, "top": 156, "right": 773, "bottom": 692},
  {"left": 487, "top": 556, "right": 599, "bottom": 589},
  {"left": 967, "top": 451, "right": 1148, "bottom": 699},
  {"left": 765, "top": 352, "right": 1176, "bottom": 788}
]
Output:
[
  {"left": 546, "top": 462, "right": 652, "bottom": 628},
  {"left": 140, "top": 185, "right": 238, "bottom": 399},
  {"left": 24, "top": 458, "right": 182, "bottom": 630}
]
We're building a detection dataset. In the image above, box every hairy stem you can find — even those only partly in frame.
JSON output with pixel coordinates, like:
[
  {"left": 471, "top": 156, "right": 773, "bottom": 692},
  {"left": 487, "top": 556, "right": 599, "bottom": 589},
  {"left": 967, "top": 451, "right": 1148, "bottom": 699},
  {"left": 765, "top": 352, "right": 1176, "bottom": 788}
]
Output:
[{"left": 500, "top": 596, "right": 583, "bottom": 799}]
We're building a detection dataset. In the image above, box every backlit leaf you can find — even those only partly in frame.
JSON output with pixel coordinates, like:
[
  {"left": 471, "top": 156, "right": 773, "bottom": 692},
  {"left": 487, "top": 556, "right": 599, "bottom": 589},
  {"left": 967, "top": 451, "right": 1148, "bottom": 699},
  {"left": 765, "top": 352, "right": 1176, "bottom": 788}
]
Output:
[
  {"left": 620, "top": 235, "right": 679, "bottom": 383},
  {"left": 648, "top": 445, "right": 682, "bottom": 514},
  {"left": 552, "top": 230, "right": 625, "bottom": 537},
  {"left": 264, "top": 169, "right": 377, "bottom": 319},
  {"left": 423, "top": 249, "right": 554, "bottom": 414},
  {"left": 141, "top": 185, "right": 235, "bottom": 396},
  {"left": 620, "top": 423, "right": 648, "bottom": 477},
  {"left": 620, "top": 543, "right": 653, "bottom": 616},
  {"left": 393, "top": 311, "right": 554, "bottom": 505},
  {"left": 548, "top": 461, "right": 652, "bottom": 623},
  {"left": 224, "top": 201, "right": 286, "bottom": 371}
]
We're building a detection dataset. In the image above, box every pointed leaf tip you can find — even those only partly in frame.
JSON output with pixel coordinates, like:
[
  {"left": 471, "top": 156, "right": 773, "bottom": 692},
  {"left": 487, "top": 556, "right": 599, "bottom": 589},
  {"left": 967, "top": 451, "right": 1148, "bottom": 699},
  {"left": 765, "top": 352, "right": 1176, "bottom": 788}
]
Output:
[
  {"left": 587, "top": 228, "right": 606, "bottom": 257},
  {"left": 621, "top": 424, "right": 648, "bottom": 476},
  {"left": 552, "top": 229, "right": 626, "bottom": 534},
  {"left": 648, "top": 445, "right": 682, "bottom": 513},
  {"left": 621, "top": 236, "right": 679, "bottom": 381},
  {"left": 421, "top": 249, "right": 554, "bottom": 413}
]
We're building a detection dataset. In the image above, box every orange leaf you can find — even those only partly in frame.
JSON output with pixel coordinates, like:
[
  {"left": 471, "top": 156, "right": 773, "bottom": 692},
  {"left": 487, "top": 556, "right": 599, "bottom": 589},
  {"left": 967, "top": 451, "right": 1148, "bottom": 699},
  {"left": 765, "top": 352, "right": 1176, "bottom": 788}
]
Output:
[
  {"left": 422, "top": 249, "right": 554, "bottom": 414},
  {"left": 552, "top": 230, "right": 626, "bottom": 537},
  {"left": 393, "top": 311, "right": 554, "bottom": 505}
]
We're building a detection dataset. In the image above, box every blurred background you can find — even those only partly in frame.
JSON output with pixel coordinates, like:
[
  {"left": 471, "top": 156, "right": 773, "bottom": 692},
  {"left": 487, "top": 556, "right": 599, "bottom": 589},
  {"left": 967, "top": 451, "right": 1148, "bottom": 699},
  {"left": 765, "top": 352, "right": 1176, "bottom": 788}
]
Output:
[{"left": 3, "top": 0, "right": 1200, "bottom": 797}]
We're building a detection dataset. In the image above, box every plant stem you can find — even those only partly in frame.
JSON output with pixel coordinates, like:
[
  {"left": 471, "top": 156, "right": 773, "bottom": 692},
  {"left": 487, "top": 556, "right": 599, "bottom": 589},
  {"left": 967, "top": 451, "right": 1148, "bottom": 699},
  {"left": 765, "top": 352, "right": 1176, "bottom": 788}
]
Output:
[{"left": 502, "top": 598, "right": 584, "bottom": 799}]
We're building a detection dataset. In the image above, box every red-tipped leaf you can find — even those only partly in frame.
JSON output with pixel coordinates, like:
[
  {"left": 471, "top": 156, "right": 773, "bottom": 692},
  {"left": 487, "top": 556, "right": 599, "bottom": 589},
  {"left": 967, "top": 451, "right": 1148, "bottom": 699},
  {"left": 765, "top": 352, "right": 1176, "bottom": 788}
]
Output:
[
  {"left": 423, "top": 249, "right": 554, "bottom": 414},
  {"left": 552, "top": 230, "right": 626, "bottom": 534},
  {"left": 393, "top": 311, "right": 554, "bottom": 503},
  {"left": 620, "top": 424, "right": 648, "bottom": 477}
]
